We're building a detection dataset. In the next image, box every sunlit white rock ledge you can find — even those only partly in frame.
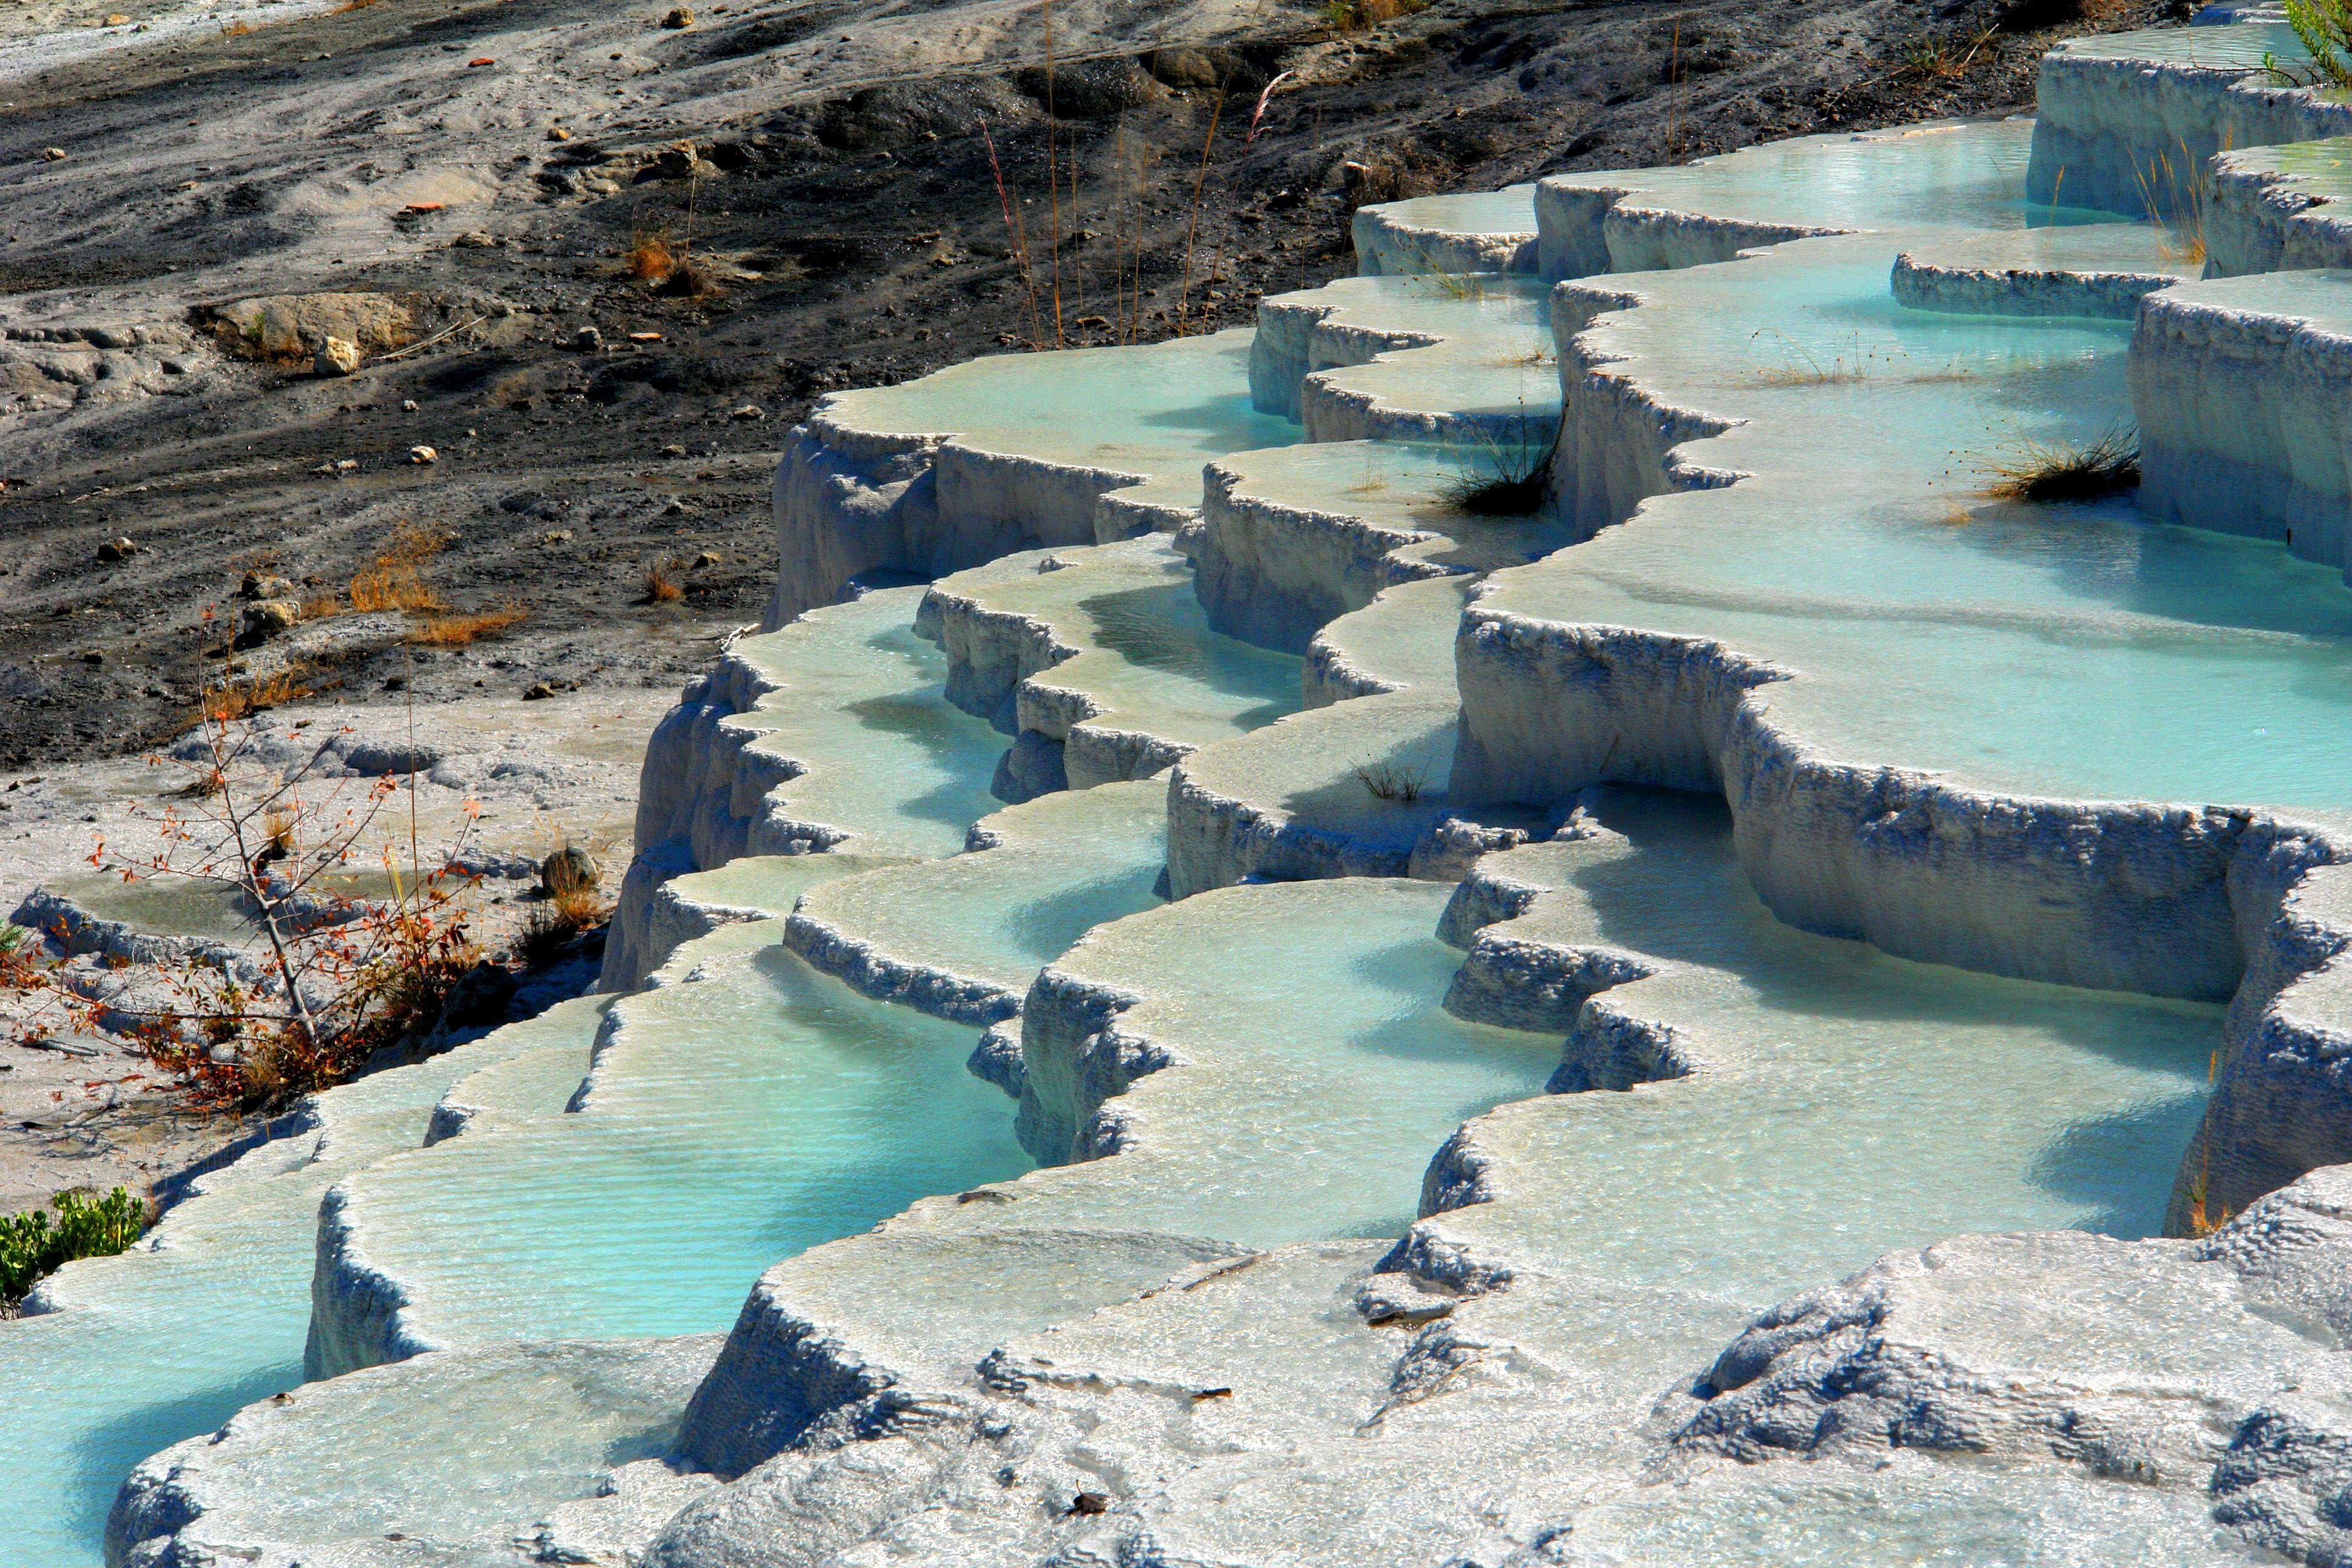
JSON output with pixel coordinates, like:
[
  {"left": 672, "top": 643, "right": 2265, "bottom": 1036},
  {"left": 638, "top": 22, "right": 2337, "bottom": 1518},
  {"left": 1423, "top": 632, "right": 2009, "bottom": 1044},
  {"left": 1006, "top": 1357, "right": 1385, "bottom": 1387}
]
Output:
[
  {"left": 1350, "top": 190, "right": 1539, "bottom": 279},
  {"left": 1890, "top": 228, "right": 2195, "bottom": 318},
  {"left": 2132, "top": 271, "right": 2352, "bottom": 584},
  {"left": 1189, "top": 454, "right": 1460, "bottom": 651},
  {"left": 2027, "top": 22, "right": 2352, "bottom": 217},
  {"left": 112, "top": 1337, "right": 722, "bottom": 1568},
  {"left": 770, "top": 414, "right": 1174, "bottom": 629},
  {"left": 768, "top": 333, "right": 1268, "bottom": 626},
  {"left": 2209, "top": 140, "right": 2352, "bottom": 274}
]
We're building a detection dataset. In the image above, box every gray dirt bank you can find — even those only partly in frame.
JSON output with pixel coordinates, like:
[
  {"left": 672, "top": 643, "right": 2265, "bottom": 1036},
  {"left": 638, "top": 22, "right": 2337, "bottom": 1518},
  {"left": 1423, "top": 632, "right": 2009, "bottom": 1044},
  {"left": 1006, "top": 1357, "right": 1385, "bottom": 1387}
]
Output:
[{"left": 0, "top": 0, "right": 2180, "bottom": 772}]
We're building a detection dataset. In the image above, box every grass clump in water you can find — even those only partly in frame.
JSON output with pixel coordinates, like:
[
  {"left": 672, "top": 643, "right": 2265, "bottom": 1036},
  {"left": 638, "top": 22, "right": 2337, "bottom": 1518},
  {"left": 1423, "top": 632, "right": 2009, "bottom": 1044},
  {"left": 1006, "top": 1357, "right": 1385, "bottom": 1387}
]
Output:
[
  {"left": 1982, "top": 425, "right": 2141, "bottom": 502},
  {"left": 2, "top": 1187, "right": 146, "bottom": 1305},
  {"left": 1354, "top": 757, "right": 1429, "bottom": 804},
  {"left": 1440, "top": 414, "right": 1559, "bottom": 516}
]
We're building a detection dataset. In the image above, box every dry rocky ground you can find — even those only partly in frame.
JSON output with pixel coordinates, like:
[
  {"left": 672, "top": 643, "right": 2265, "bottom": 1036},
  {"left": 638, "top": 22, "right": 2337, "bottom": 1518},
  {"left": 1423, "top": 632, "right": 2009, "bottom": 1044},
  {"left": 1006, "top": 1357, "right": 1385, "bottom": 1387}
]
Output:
[{"left": 0, "top": 0, "right": 2184, "bottom": 1217}]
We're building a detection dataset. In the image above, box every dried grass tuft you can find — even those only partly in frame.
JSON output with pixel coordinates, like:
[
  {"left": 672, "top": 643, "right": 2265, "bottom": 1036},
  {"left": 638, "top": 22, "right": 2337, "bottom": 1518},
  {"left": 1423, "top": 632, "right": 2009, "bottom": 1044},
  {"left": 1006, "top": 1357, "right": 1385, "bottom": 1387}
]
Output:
[
  {"left": 515, "top": 886, "right": 610, "bottom": 968},
  {"left": 1321, "top": 0, "right": 1423, "bottom": 31},
  {"left": 1982, "top": 426, "right": 2141, "bottom": 503},
  {"left": 407, "top": 606, "right": 527, "bottom": 647},
  {"left": 198, "top": 667, "right": 311, "bottom": 725},
  {"left": 350, "top": 525, "right": 450, "bottom": 613},
  {"left": 627, "top": 228, "right": 678, "bottom": 283}
]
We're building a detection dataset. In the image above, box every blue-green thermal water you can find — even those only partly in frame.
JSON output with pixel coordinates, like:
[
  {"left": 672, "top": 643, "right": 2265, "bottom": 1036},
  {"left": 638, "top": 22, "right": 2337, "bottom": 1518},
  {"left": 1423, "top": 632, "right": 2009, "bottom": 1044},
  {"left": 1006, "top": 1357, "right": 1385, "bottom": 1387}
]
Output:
[
  {"left": 1485, "top": 791, "right": 2216, "bottom": 1283},
  {"left": 822, "top": 330, "right": 1298, "bottom": 485},
  {"left": 327, "top": 932, "right": 1036, "bottom": 1351},
  {"left": 1554, "top": 116, "right": 2133, "bottom": 241},
  {"left": 1492, "top": 232, "right": 2352, "bottom": 810},
  {"left": 0, "top": 1002, "right": 608, "bottom": 1567},
  {"left": 793, "top": 784, "right": 1169, "bottom": 1002},
  {"left": 996, "top": 878, "right": 1565, "bottom": 1245},
  {"left": 8, "top": 77, "right": 2337, "bottom": 1567},
  {"left": 727, "top": 587, "right": 1007, "bottom": 857}
]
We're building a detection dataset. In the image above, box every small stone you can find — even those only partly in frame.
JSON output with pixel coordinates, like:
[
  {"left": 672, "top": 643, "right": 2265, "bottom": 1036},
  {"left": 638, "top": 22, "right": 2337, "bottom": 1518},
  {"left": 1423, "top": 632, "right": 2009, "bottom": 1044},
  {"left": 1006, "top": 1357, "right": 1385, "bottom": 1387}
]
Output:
[
  {"left": 409, "top": 445, "right": 438, "bottom": 465},
  {"left": 729, "top": 404, "right": 764, "bottom": 421},
  {"left": 538, "top": 530, "right": 572, "bottom": 545},
  {"left": 240, "top": 571, "right": 295, "bottom": 600},
  {"left": 547, "top": 126, "right": 572, "bottom": 142},
  {"left": 566, "top": 325, "right": 604, "bottom": 352},
  {"left": 237, "top": 599, "right": 300, "bottom": 645},
  {"left": 315, "top": 336, "right": 361, "bottom": 377},
  {"left": 453, "top": 229, "right": 495, "bottom": 247},
  {"left": 583, "top": 177, "right": 622, "bottom": 197},
  {"left": 692, "top": 549, "right": 722, "bottom": 569},
  {"left": 658, "top": 442, "right": 687, "bottom": 459},
  {"left": 94, "top": 537, "right": 137, "bottom": 563},
  {"left": 540, "top": 844, "right": 599, "bottom": 897},
  {"left": 662, "top": 499, "right": 687, "bottom": 516},
  {"left": 41, "top": 148, "right": 66, "bottom": 162},
  {"left": 335, "top": 458, "right": 359, "bottom": 472},
  {"left": 523, "top": 681, "right": 555, "bottom": 701},
  {"left": 105, "top": 11, "right": 128, "bottom": 23},
  {"left": 401, "top": 398, "right": 420, "bottom": 412},
  {"left": 627, "top": 331, "right": 662, "bottom": 343},
  {"left": 660, "top": 5, "right": 691, "bottom": 24},
  {"left": 82, "top": 650, "right": 103, "bottom": 665},
  {"left": 440, "top": 961, "right": 516, "bottom": 1025}
]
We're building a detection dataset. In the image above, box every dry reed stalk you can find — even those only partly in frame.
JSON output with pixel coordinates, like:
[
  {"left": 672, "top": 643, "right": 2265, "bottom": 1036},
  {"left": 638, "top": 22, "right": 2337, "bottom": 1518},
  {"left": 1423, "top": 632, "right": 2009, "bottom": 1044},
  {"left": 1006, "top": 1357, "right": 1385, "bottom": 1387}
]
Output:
[
  {"left": 1175, "top": 80, "right": 1230, "bottom": 335},
  {"left": 1044, "top": 0, "right": 1064, "bottom": 347},
  {"left": 1068, "top": 135, "right": 1085, "bottom": 325},
  {"left": 1666, "top": 19, "right": 1681, "bottom": 162},
  {"left": 978, "top": 117, "right": 1045, "bottom": 347}
]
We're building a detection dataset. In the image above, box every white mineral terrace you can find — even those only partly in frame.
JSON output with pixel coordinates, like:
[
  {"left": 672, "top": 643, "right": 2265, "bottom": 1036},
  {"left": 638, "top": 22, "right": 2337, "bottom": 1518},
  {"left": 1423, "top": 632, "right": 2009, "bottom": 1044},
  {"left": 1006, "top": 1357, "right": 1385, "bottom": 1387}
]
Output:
[{"left": 27, "top": 14, "right": 2352, "bottom": 1568}]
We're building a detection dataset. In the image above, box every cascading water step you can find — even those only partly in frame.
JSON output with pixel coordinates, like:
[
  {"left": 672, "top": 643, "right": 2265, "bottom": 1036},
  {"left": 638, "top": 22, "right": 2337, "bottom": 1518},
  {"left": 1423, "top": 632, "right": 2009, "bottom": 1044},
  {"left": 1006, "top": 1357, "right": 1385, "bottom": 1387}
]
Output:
[{"left": 919, "top": 535, "right": 1302, "bottom": 802}]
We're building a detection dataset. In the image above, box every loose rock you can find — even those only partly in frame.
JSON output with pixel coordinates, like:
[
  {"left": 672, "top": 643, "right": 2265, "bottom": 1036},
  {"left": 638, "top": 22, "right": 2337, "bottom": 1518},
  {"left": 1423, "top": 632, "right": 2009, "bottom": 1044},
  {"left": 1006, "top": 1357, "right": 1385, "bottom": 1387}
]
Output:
[
  {"left": 315, "top": 336, "right": 362, "bottom": 377},
  {"left": 94, "top": 537, "right": 138, "bottom": 563},
  {"left": 409, "top": 446, "right": 439, "bottom": 465},
  {"left": 540, "top": 844, "right": 598, "bottom": 897},
  {"left": 236, "top": 599, "right": 300, "bottom": 645}
]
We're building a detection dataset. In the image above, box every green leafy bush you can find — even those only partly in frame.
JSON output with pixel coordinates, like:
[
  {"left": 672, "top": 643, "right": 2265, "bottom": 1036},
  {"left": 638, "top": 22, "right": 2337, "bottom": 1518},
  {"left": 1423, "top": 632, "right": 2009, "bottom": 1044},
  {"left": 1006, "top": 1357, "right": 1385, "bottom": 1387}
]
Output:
[
  {"left": 2280, "top": 0, "right": 2352, "bottom": 86},
  {"left": 1, "top": 1187, "right": 146, "bottom": 1304}
]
